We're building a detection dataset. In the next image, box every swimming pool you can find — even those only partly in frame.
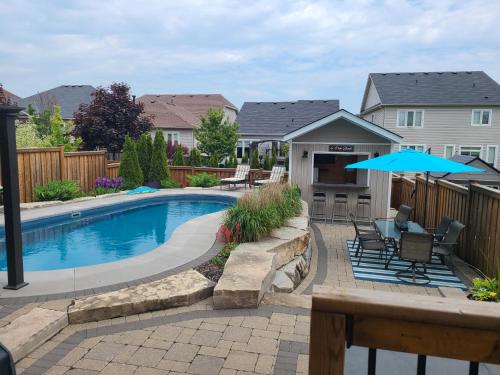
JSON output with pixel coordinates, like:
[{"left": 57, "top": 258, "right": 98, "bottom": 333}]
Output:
[{"left": 0, "top": 195, "right": 233, "bottom": 271}]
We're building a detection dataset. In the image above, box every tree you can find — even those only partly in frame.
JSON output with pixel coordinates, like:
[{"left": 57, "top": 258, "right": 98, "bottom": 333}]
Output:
[
  {"left": 16, "top": 121, "right": 50, "bottom": 148},
  {"left": 241, "top": 152, "right": 249, "bottom": 164},
  {"left": 119, "top": 136, "right": 143, "bottom": 189},
  {"left": 45, "top": 106, "right": 81, "bottom": 151},
  {"left": 72, "top": 83, "right": 153, "bottom": 153},
  {"left": 194, "top": 109, "right": 239, "bottom": 164},
  {"left": 225, "top": 151, "right": 237, "bottom": 168},
  {"left": 271, "top": 148, "right": 277, "bottom": 168},
  {"left": 250, "top": 149, "right": 260, "bottom": 169},
  {"left": 188, "top": 147, "right": 202, "bottom": 167},
  {"left": 137, "top": 133, "right": 153, "bottom": 181},
  {"left": 263, "top": 152, "right": 271, "bottom": 170},
  {"left": 172, "top": 144, "right": 185, "bottom": 166},
  {"left": 207, "top": 153, "right": 220, "bottom": 167},
  {"left": 149, "top": 130, "right": 169, "bottom": 182}
]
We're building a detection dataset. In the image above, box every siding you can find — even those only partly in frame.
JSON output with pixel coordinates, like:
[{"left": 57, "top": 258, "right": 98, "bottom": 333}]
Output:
[
  {"left": 291, "top": 143, "right": 392, "bottom": 218},
  {"left": 363, "top": 106, "right": 500, "bottom": 168},
  {"left": 364, "top": 79, "right": 381, "bottom": 110},
  {"left": 149, "top": 128, "right": 195, "bottom": 149}
]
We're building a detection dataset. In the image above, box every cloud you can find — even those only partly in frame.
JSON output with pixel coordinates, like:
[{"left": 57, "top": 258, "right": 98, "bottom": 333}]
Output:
[{"left": 1, "top": 0, "right": 499, "bottom": 111}]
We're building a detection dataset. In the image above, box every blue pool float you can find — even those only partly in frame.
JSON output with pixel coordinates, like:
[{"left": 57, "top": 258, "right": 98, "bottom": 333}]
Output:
[{"left": 127, "top": 186, "right": 159, "bottom": 195}]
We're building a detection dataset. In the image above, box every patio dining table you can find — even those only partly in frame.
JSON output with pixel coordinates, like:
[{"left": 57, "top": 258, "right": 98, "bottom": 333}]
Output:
[{"left": 373, "top": 219, "right": 427, "bottom": 268}]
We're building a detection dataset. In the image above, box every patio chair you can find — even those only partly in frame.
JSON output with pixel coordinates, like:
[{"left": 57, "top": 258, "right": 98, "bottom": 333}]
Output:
[
  {"left": 254, "top": 166, "right": 286, "bottom": 186},
  {"left": 376, "top": 204, "right": 413, "bottom": 223},
  {"left": 432, "top": 220, "right": 465, "bottom": 274},
  {"left": 355, "top": 224, "right": 388, "bottom": 266},
  {"left": 396, "top": 232, "right": 434, "bottom": 284},
  {"left": 349, "top": 213, "right": 381, "bottom": 257},
  {"left": 426, "top": 216, "right": 452, "bottom": 243},
  {"left": 220, "top": 164, "right": 250, "bottom": 190}
]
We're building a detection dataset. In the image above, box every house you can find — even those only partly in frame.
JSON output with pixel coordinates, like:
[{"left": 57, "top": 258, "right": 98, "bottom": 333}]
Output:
[
  {"left": 359, "top": 71, "right": 500, "bottom": 168},
  {"left": 430, "top": 154, "right": 500, "bottom": 190},
  {"left": 19, "top": 85, "right": 96, "bottom": 119},
  {"left": 235, "top": 100, "right": 339, "bottom": 160},
  {"left": 139, "top": 94, "right": 238, "bottom": 150},
  {"left": 283, "top": 109, "right": 403, "bottom": 218}
]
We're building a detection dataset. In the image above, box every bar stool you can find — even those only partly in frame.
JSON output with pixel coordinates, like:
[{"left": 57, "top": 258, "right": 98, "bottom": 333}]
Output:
[
  {"left": 310, "top": 191, "right": 328, "bottom": 224},
  {"left": 332, "top": 192, "right": 349, "bottom": 223},
  {"left": 355, "top": 194, "right": 372, "bottom": 223}
]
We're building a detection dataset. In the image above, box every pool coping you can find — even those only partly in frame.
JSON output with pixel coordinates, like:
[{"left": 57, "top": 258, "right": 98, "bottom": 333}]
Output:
[{"left": 0, "top": 189, "right": 241, "bottom": 300}]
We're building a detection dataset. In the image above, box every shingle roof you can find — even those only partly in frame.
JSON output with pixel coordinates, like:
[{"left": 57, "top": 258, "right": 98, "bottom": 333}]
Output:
[
  {"left": 19, "top": 85, "right": 96, "bottom": 118},
  {"left": 430, "top": 154, "right": 478, "bottom": 178},
  {"left": 1, "top": 87, "right": 20, "bottom": 103},
  {"left": 139, "top": 94, "right": 237, "bottom": 129},
  {"left": 367, "top": 71, "right": 500, "bottom": 108},
  {"left": 236, "top": 100, "right": 340, "bottom": 136}
]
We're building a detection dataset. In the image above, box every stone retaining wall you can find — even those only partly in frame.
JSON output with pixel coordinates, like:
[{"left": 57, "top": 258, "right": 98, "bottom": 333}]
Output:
[{"left": 213, "top": 202, "right": 310, "bottom": 309}]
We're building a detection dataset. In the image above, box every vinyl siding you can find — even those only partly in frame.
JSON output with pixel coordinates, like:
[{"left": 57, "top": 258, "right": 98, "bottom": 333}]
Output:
[
  {"left": 362, "top": 106, "right": 500, "bottom": 168},
  {"left": 364, "top": 79, "right": 381, "bottom": 110}
]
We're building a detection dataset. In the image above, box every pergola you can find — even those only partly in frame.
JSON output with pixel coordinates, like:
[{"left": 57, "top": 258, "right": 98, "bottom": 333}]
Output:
[{"left": 0, "top": 105, "right": 27, "bottom": 289}]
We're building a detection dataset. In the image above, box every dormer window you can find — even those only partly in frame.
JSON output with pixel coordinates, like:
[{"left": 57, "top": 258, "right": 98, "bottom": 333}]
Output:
[
  {"left": 471, "top": 109, "right": 492, "bottom": 126},
  {"left": 397, "top": 110, "right": 423, "bottom": 128}
]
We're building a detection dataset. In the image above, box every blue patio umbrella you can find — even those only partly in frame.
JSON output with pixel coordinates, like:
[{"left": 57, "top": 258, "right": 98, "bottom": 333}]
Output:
[{"left": 346, "top": 149, "right": 484, "bottom": 225}]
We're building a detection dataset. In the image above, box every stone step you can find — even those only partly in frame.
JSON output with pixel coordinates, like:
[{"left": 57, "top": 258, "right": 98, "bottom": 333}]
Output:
[
  {"left": 0, "top": 307, "right": 68, "bottom": 362},
  {"left": 68, "top": 270, "right": 215, "bottom": 324}
]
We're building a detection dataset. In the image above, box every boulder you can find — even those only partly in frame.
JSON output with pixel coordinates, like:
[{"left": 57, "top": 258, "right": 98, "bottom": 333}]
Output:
[
  {"left": 68, "top": 270, "right": 214, "bottom": 323},
  {"left": 272, "top": 270, "right": 294, "bottom": 293}
]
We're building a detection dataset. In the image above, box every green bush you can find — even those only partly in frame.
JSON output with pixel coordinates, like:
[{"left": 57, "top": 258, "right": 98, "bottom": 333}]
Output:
[
  {"left": 149, "top": 130, "right": 169, "bottom": 182},
  {"left": 224, "top": 183, "right": 302, "bottom": 243},
  {"left": 34, "top": 180, "right": 81, "bottom": 201},
  {"left": 172, "top": 144, "right": 185, "bottom": 166},
  {"left": 207, "top": 153, "right": 220, "bottom": 168},
  {"left": 225, "top": 152, "right": 237, "bottom": 168},
  {"left": 188, "top": 147, "right": 202, "bottom": 167},
  {"left": 470, "top": 271, "right": 499, "bottom": 301},
  {"left": 241, "top": 152, "right": 249, "bottom": 164},
  {"left": 160, "top": 178, "right": 180, "bottom": 189},
  {"left": 263, "top": 153, "right": 271, "bottom": 170},
  {"left": 250, "top": 149, "right": 260, "bottom": 169},
  {"left": 271, "top": 149, "right": 277, "bottom": 168},
  {"left": 136, "top": 133, "right": 153, "bottom": 181},
  {"left": 119, "top": 135, "right": 143, "bottom": 189},
  {"left": 187, "top": 172, "right": 220, "bottom": 187}
]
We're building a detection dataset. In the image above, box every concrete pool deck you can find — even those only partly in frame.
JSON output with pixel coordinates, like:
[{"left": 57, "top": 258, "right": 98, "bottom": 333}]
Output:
[{"left": 0, "top": 188, "right": 241, "bottom": 299}]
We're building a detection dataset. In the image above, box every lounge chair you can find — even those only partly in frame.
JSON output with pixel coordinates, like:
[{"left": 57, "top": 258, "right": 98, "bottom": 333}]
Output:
[
  {"left": 220, "top": 164, "right": 250, "bottom": 190},
  {"left": 433, "top": 220, "right": 465, "bottom": 274},
  {"left": 396, "top": 232, "right": 434, "bottom": 284},
  {"left": 426, "top": 216, "right": 452, "bottom": 242},
  {"left": 254, "top": 166, "right": 286, "bottom": 186}
]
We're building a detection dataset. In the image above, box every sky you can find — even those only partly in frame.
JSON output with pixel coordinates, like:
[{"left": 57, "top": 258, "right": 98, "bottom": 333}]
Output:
[{"left": 2, "top": 0, "right": 500, "bottom": 112}]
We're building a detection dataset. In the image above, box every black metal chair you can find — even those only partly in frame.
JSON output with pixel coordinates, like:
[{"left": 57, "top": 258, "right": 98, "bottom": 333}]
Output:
[
  {"left": 394, "top": 204, "right": 413, "bottom": 224},
  {"left": 396, "top": 232, "right": 434, "bottom": 285},
  {"left": 426, "top": 216, "right": 452, "bottom": 243},
  {"left": 0, "top": 343, "right": 16, "bottom": 375},
  {"left": 349, "top": 213, "right": 381, "bottom": 257},
  {"left": 433, "top": 220, "right": 465, "bottom": 274}
]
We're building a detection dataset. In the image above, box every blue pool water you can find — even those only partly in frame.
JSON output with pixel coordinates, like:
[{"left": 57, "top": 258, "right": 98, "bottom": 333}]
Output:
[{"left": 0, "top": 196, "right": 232, "bottom": 271}]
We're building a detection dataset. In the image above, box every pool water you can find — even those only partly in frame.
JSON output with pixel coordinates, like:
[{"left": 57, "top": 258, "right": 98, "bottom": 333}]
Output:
[{"left": 0, "top": 198, "right": 230, "bottom": 271}]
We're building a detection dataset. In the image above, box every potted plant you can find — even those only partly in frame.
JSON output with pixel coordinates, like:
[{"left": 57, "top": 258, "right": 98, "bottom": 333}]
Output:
[{"left": 468, "top": 270, "right": 499, "bottom": 302}]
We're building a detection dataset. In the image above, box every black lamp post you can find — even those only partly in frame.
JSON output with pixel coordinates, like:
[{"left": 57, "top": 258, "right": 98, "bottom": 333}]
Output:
[{"left": 0, "top": 105, "right": 27, "bottom": 290}]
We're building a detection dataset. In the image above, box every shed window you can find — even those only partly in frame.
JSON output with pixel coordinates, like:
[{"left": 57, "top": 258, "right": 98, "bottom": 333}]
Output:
[{"left": 313, "top": 153, "right": 369, "bottom": 186}]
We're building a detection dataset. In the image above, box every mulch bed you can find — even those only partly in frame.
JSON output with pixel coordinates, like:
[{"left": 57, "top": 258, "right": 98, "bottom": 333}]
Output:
[{"left": 195, "top": 261, "right": 225, "bottom": 283}]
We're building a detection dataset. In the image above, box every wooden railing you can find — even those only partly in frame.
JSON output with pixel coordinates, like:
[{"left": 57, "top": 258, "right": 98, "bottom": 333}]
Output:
[
  {"left": 391, "top": 175, "right": 499, "bottom": 277},
  {"left": 309, "top": 287, "right": 500, "bottom": 375}
]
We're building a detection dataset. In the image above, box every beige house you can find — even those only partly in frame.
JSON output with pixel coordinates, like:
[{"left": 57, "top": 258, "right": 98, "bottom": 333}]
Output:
[
  {"left": 283, "top": 110, "right": 403, "bottom": 218},
  {"left": 138, "top": 94, "right": 238, "bottom": 150},
  {"left": 360, "top": 71, "right": 500, "bottom": 169}
]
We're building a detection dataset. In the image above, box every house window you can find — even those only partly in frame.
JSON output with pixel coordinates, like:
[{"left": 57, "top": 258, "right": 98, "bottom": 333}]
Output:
[
  {"left": 166, "top": 131, "right": 180, "bottom": 145},
  {"left": 444, "top": 145, "right": 455, "bottom": 159},
  {"left": 236, "top": 140, "right": 251, "bottom": 159},
  {"left": 397, "top": 110, "right": 424, "bottom": 128},
  {"left": 400, "top": 144, "right": 426, "bottom": 152},
  {"left": 459, "top": 145, "right": 482, "bottom": 158},
  {"left": 471, "top": 109, "right": 492, "bottom": 126},
  {"left": 486, "top": 145, "right": 498, "bottom": 167}
]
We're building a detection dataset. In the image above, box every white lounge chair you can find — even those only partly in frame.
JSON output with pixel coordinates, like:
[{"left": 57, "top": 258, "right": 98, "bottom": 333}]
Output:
[
  {"left": 254, "top": 166, "right": 286, "bottom": 186},
  {"left": 220, "top": 164, "right": 250, "bottom": 190}
]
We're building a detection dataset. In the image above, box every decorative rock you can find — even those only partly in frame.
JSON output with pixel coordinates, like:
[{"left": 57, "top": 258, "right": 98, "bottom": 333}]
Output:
[
  {"left": 0, "top": 308, "right": 68, "bottom": 362},
  {"left": 213, "top": 248, "right": 276, "bottom": 309},
  {"left": 272, "top": 270, "right": 294, "bottom": 293},
  {"left": 282, "top": 256, "right": 307, "bottom": 286},
  {"left": 68, "top": 270, "right": 214, "bottom": 323},
  {"left": 286, "top": 216, "right": 309, "bottom": 231}
]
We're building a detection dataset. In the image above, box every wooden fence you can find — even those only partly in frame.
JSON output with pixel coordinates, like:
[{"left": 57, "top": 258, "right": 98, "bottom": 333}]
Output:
[
  {"left": 392, "top": 175, "right": 500, "bottom": 277},
  {"left": 2, "top": 147, "right": 118, "bottom": 203}
]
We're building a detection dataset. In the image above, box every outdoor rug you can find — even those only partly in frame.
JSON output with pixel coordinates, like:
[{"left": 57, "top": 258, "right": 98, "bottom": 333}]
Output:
[{"left": 346, "top": 240, "right": 467, "bottom": 289}]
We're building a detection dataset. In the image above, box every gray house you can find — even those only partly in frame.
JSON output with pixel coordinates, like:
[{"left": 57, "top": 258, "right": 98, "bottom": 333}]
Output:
[
  {"left": 236, "top": 100, "right": 339, "bottom": 160},
  {"left": 360, "top": 71, "right": 500, "bottom": 169},
  {"left": 19, "top": 85, "right": 96, "bottom": 119}
]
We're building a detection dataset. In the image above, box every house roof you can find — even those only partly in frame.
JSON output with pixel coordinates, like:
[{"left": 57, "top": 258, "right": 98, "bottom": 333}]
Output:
[
  {"left": 139, "top": 94, "right": 237, "bottom": 130},
  {"left": 283, "top": 109, "right": 403, "bottom": 143},
  {"left": 362, "top": 71, "right": 500, "bottom": 112},
  {"left": 236, "top": 100, "right": 340, "bottom": 137},
  {"left": 0, "top": 87, "right": 20, "bottom": 103},
  {"left": 19, "top": 85, "right": 96, "bottom": 119},
  {"left": 430, "top": 155, "right": 499, "bottom": 181}
]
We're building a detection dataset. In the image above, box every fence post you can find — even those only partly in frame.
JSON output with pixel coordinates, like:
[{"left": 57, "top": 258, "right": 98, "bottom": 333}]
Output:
[{"left": 59, "top": 146, "right": 65, "bottom": 181}]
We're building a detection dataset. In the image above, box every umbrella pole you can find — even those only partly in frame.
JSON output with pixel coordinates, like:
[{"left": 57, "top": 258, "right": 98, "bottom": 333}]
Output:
[{"left": 423, "top": 171, "right": 429, "bottom": 228}]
